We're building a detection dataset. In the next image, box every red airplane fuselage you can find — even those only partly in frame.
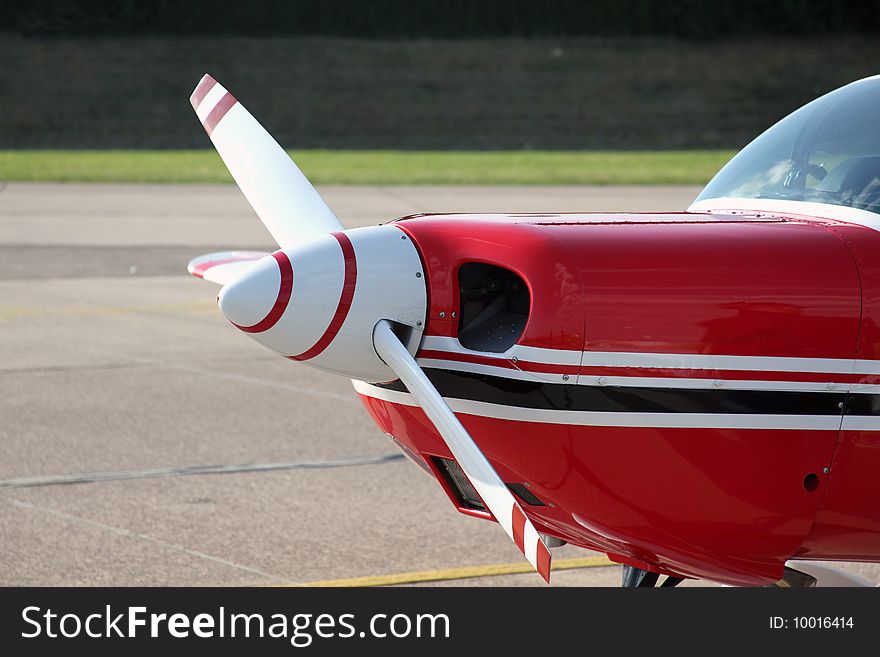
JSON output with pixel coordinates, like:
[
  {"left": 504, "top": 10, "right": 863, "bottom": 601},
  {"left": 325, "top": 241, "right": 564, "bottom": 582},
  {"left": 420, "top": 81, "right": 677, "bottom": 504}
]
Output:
[{"left": 355, "top": 211, "right": 880, "bottom": 586}]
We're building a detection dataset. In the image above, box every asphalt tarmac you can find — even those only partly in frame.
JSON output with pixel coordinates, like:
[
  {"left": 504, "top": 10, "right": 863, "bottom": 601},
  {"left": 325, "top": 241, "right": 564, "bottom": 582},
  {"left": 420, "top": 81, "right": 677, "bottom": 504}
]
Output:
[{"left": 2, "top": 183, "right": 876, "bottom": 587}]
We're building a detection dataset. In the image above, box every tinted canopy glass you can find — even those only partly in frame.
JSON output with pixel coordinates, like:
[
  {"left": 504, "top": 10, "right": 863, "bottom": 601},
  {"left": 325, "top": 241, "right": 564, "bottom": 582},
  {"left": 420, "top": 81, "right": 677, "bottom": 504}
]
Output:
[{"left": 696, "top": 78, "right": 880, "bottom": 215}]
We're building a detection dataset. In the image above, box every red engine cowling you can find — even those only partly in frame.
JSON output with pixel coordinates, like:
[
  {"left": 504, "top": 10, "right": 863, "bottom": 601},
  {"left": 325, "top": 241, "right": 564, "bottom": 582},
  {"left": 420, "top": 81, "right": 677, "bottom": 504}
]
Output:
[{"left": 355, "top": 211, "right": 880, "bottom": 585}]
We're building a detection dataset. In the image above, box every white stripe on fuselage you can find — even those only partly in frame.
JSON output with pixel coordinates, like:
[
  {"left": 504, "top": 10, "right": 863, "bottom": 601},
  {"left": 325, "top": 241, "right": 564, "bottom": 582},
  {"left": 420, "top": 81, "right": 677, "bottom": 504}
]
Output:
[
  {"left": 421, "top": 335, "right": 880, "bottom": 374},
  {"left": 687, "top": 197, "right": 880, "bottom": 234},
  {"left": 418, "top": 335, "right": 880, "bottom": 393},
  {"left": 421, "top": 336, "right": 582, "bottom": 365}
]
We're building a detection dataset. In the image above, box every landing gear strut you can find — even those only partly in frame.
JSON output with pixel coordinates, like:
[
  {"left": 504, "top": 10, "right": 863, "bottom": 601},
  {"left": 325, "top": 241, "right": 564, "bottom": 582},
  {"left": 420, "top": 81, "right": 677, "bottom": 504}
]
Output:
[
  {"left": 770, "top": 566, "right": 817, "bottom": 588},
  {"left": 622, "top": 564, "right": 820, "bottom": 587},
  {"left": 621, "top": 565, "right": 683, "bottom": 587}
]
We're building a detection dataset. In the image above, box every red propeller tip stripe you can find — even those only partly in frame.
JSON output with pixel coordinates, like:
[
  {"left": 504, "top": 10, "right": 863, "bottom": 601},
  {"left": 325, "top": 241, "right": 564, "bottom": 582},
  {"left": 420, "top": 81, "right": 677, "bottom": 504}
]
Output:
[
  {"left": 190, "top": 74, "right": 217, "bottom": 110},
  {"left": 204, "top": 92, "right": 238, "bottom": 136}
]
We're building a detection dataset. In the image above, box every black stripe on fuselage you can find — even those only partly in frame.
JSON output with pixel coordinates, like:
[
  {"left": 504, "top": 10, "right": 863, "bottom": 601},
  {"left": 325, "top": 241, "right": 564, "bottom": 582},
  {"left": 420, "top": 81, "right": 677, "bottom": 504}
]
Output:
[
  {"left": 376, "top": 369, "right": 866, "bottom": 416},
  {"left": 842, "top": 394, "right": 880, "bottom": 416}
]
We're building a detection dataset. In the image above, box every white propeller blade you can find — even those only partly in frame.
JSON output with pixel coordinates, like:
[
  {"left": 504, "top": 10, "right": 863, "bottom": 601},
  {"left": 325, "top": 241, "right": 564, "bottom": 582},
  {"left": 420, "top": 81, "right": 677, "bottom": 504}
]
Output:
[
  {"left": 189, "top": 74, "right": 343, "bottom": 247},
  {"left": 373, "top": 320, "right": 552, "bottom": 582},
  {"left": 187, "top": 250, "right": 269, "bottom": 286}
]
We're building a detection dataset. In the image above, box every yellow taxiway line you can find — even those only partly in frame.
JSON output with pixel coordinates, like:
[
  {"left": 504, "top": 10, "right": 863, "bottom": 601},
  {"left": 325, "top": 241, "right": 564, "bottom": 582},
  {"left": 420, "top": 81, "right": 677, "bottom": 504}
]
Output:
[{"left": 282, "top": 555, "right": 613, "bottom": 587}]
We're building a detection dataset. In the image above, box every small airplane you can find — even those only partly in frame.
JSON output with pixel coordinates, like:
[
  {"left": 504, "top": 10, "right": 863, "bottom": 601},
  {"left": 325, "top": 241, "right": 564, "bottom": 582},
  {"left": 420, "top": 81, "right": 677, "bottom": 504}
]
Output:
[{"left": 187, "top": 73, "right": 880, "bottom": 587}]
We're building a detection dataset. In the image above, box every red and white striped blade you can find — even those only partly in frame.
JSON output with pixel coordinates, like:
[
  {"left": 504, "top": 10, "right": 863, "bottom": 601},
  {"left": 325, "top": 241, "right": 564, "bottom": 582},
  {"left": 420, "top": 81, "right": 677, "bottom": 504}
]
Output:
[
  {"left": 372, "top": 321, "right": 552, "bottom": 582},
  {"left": 187, "top": 250, "right": 269, "bottom": 285},
  {"left": 189, "top": 74, "right": 343, "bottom": 248}
]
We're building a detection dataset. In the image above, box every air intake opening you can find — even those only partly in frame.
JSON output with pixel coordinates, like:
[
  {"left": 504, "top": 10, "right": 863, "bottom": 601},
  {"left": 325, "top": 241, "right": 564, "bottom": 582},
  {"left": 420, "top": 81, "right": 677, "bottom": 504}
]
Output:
[
  {"left": 434, "top": 458, "right": 547, "bottom": 510},
  {"left": 435, "top": 457, "right": 486, "bottom": 511},
  {"left": 507, "top": 483, "right": 546, "bottom": 507},
  {"left": 458, "top": 263, "right": 530, "bottom": 353}
]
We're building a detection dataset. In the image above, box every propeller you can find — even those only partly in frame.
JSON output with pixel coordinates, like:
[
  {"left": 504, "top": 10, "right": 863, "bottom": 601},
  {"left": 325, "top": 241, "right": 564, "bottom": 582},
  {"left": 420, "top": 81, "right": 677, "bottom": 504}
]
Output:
[
  {"left": 188, "top": 74, "right": 553, "bottom": 582},
  {"left": 189, "top": 74, "right": 342, "bottom": 246}
]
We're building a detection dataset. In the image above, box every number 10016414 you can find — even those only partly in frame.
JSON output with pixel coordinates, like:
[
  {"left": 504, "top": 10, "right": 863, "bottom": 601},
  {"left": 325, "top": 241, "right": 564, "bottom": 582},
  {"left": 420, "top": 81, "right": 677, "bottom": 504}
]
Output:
[{"left": 793, "top": 617, "right": 854, "bottom": 629}]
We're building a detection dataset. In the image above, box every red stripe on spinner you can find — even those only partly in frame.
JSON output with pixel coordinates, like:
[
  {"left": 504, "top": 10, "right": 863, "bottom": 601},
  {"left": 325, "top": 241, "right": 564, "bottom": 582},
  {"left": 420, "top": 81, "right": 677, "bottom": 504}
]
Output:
[
  {"left": 512, "top": 504, "right": 527, "bottom": 555},
  {"left": 233, "top": 251, "right": 293, "bottom": 334},
  {"left": 204, "top": 92, "right": 238, "bottom": 136},
  {"left": 536, "top": 539, "right": 551, "bottom": 583},
  {"left": 290, "top": 232, "right": 357, "bottom": 361},
  {"left": 190, "top": 74, "right": 217, "bottom": 110}
]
